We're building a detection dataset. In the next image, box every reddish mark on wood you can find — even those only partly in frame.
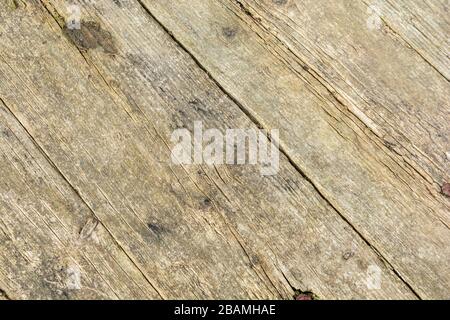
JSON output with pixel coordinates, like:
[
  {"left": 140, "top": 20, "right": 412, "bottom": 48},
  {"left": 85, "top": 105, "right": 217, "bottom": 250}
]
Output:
[
  {"left": 442, "top": 182, "right": 450, "bottom": 197},
  {"left": 294, "top": 291, "right": 316, "bottom": 300}
]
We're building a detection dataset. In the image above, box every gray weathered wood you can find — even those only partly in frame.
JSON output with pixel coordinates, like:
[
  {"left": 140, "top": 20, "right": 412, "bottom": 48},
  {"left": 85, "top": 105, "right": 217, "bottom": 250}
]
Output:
[
  {"left": 0, "top": 0, "right": 420, "bottom": 299},
  {"left": 222, "top": 0, "right": 450, "bottom": 189},
  {"left": 137, "top": 0, "right": 450, "bottom": 298},
  {"left": 0, "top": 99, "right": 161, "bottom": 299}
]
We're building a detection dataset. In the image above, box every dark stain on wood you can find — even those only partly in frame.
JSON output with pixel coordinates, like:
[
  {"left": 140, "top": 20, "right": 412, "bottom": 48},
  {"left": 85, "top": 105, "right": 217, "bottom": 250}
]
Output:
[
  {"left": 343, "top": 251, "right": 355, "bottom": 260},
  {"left": 273, "top": 0, "right": 288, "bottom": 6},
  {"left": 63, "top": 21, "right": 117, "bottom": 54},
  {"left": 222, "top": 26, "right": 238, "bottom": 39},
  {"left": 147, "top": 222, "right": 168, "bottom": 238},
  {"left": 1, "top": 129, "right": 12, "bottom": 138},
  {"left": 79, "top": 218, "right": 99, "bottom": 240},
  {"left": 200, "top": 197, "right": 212, "bottom": 209}
]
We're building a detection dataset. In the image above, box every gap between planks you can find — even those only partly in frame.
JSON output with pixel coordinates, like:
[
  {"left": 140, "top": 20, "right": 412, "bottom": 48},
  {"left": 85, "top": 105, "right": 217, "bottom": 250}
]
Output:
[
  {"left": 0, "top": 92, "right": 166, "bottom": 299},
  {"left": 33, "top": 0, "right": 422, "bottom": 298}
]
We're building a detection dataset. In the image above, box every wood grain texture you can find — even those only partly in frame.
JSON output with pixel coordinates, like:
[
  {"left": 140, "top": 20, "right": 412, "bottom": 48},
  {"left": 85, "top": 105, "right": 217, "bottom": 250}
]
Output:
[
  {"left": 0, "top": 0, "right": 418, "bottom": 299},
  {"left": 0, "top": 1, "right": 278, "bottom": 299},
  {"left": 0, "top": 99, "right": 161, "bottom": 299},
  {"left": 136, "top": 0, "right": 450, "bottom": 298},
  {"left": 364, "top": 0, "right": 449, "bottom": 80},
  {"left": 223, "top": 0, "right": 450, "bottom": 189},
  {"left": 0, "top": 0, "right": 448, "bottom": 299}
]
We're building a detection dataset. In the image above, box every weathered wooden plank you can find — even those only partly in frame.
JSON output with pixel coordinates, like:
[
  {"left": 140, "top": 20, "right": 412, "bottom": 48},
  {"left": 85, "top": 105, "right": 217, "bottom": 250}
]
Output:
[
  {"left": 0, "top": 1, "right": 278, "bottom": 300},
  {"left": 362, "top": 0, "right": 449, "bottom": 80},
  {"left": 0, "top": 99, "right": 161, "bottom": 299},
  {"left": 221, "top": 0, "right": 450, "bottom": 190},
  {"left": 136, "top": 0, "right": 450, "bottom": 298},
  {"left": 0, "top": 0, "right": 416, "bottom": 299}
]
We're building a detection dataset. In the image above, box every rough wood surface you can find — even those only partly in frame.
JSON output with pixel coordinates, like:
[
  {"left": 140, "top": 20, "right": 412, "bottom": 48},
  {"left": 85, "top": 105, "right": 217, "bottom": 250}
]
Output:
[
  {"left": 0, "top": 0, "right": 448, "bottom": 299},
  {"left": 0, "top": 99, "right": 162, "bottom": 300},
  {"left": 136, "top": 0, "right": 450, "bottom": 299},
  {"left": 222, "top": 0, "right": 450, "bottom": 187}
]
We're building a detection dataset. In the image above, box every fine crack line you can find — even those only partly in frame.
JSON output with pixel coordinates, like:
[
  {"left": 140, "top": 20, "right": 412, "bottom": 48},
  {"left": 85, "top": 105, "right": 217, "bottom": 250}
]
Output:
[
  {"left": 35, "top": 0, "right": 166, "bottom": 299},
  {"left": 39, "top": 0, "right": 277, "bottom": 301},
  {"left": 230, "top": 0, "right": 445, "bottom": 193},
  {"left": 380, "top": 16, "right": 449, "bottom": 83},
  {"left": 135, "top": 0, "right": 422, "bottom": 299},
  {"left": 0, "top": 94, "right": 165, "bottom": 300},
  {"left": 360, "top": 0, "right": 449, "bottom": 83}
]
